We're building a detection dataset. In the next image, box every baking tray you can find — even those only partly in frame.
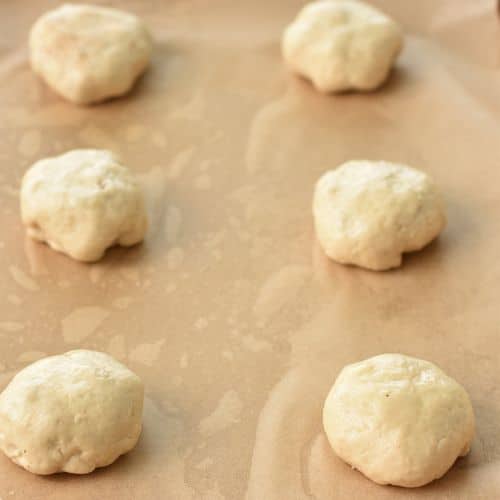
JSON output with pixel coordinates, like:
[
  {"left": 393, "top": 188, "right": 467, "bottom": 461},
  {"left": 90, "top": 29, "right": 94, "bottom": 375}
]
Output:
[{"left": 1, "top": 0, "right": 500, "bottom": 498}]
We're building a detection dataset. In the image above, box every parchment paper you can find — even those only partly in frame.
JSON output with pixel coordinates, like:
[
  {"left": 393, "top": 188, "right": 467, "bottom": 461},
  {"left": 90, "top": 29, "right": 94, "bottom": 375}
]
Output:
[{"left": 1, "top": 1, "right": 500, "bottom": 498}]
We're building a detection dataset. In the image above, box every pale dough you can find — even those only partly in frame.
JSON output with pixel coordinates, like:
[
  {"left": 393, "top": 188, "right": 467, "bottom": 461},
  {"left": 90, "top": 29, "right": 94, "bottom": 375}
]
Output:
[
  {"left": 0, "top": 350, "right": 144, "bottom": 475},
  {"left": 323, "top": 354, "right": 475, "bottom": 487},
  {"left": 282, "top": 0, "right": 403, "bottom": 93},
  {"left": 30, "top": 3, "right": 153, "bottom": 104},
  {"left": 21, "top": 149, "right": 148, "bottom": 262},
  {"left": 313, "top": 160, "right": 446, "bottom": 270}
]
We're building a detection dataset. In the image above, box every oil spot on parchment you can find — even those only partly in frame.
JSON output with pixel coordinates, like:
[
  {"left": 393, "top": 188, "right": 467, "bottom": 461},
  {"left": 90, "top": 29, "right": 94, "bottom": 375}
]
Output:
[
  {"left": 61, "top": 306, "right": 110, "bottom": 344},
  {"left": 9, "top": 266, "right": 39, "bottom": 292},
  {"left": 129, "top": 339, "right": 165, "bottom": 366},
  {"left": 198, "top": 389, "right": 243, "bottom": 437}
]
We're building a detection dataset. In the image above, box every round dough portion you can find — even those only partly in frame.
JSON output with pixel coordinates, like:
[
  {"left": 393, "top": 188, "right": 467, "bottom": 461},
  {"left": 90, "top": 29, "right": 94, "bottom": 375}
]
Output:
[
  {"left": 313, "top": 161, "right": 446, "bottom": 270},
  {"left": 21, "top": 149, "right": 148, "bottom": 262},
  {"left": 30, "top": 4, "right": 152, "bottom": 104},
  {"left": 0, "top": 350, "right": 144, "bottom": 475},
  {"left": 323, "top": 354, "right": 475, "bottom": 487},
  {"left": 282, "top": 0, "right": 403, "bottom": 93}
]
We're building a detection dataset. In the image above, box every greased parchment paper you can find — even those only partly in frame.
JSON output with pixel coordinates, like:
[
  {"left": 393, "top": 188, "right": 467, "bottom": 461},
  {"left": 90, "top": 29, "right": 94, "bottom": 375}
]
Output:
[{"left": 0, "top": 0, "right": 499, "bottom": 498}]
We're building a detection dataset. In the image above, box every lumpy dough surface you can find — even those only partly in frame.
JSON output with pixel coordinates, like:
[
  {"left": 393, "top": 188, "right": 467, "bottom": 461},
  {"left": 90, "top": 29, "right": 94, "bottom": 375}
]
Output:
[
  {"left": 282, "top": 0, "right": 403, "bottom": 93},
  {"left": 21, "top": 149, "right": 148, "bottom": 262},
  {"left": 0, "top": 350, "right": 144, "bottom": 475},
  {"left": 313, "top": 160, "right": 446, "bottom": 270},
  {"left": 30, "top": 3, "right": 152, "bottom": 104},
  {"left": 323, "top": 353, "right": 475, "bottom": 487}
]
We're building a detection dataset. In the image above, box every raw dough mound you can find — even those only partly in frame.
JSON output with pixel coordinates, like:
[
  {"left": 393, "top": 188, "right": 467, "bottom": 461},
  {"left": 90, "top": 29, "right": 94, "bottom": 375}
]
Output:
[
  {"left": 30, "top": 3, "right": 153, "bottom": 104},
  {"left": 21, "top": 149, "right": 148, "bottom": 262},
  {"left": 282, "top": 0, "right": 403, "bottom": 93},
  {"left": 323, "top": 354, "right": 475, "bottom": 487},
  {"left": 0, "top": 350, "right": 144, "bottom": 475},
  {"left": 313, "top": 160, "right": 446, "bottom": 270}
]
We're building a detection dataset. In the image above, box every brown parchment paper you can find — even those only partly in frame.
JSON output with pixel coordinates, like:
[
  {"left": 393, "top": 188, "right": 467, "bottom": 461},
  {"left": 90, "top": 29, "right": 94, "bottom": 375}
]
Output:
[{"left": 1, "top": 0, "right": 500, "bottom": 498}]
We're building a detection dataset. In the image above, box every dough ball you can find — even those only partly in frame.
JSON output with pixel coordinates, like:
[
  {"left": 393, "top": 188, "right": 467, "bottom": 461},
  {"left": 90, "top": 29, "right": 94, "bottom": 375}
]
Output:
[
  {"left": 313, "top": 160, "right": 446, "bottom": 270},
  {"left": 282, "top": 0, "right": 403, "bottom": 93},
  {"left": 0, "top": 350, "right": 144, "bottom": 475},
  {"left": 30, "top": 4, "right": 153, "bottom": 104},
  {"left": 323, "top": 354, "right": 475, "bottom": 487},
  {"left": 21, "top": 149, "right": 148, "bottom": 262}
]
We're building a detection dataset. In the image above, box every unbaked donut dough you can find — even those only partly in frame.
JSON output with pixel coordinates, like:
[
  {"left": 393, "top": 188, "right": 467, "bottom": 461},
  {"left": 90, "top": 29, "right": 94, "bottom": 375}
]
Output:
[
  {"left": 21, "top": 149, "right": 148, "bottom": 262},
  {"left": 0, "top": 350, "right": 144, "bottom": 475},
  {"left": 313, "top": 161, "right": 446, "bottom": 270},
  {"left": 30, "top": 4, "right": 153, "bottom": 104},
  {"left": 323, "top": 354, "right": 475, "bottom": 487},
  {"left": 282, "top": 0, "right": 403, "bottom": 93}
]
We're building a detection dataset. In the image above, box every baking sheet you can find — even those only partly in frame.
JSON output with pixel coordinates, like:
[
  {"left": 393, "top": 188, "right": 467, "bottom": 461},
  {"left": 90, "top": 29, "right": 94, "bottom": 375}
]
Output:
[{"left": 1, "top": 0, "right": 500, "bottom": 498}]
